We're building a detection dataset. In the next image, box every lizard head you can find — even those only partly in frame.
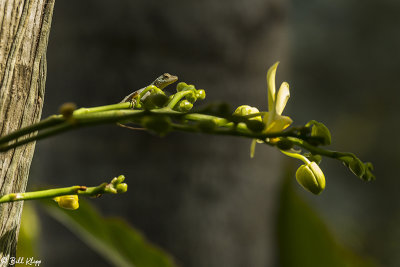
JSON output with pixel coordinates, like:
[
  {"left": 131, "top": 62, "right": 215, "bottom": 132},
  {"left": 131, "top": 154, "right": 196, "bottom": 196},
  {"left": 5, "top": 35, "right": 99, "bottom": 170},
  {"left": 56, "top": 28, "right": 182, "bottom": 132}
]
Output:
[{"left": 153, "top": 73, "right": 178, "bottom": 90}]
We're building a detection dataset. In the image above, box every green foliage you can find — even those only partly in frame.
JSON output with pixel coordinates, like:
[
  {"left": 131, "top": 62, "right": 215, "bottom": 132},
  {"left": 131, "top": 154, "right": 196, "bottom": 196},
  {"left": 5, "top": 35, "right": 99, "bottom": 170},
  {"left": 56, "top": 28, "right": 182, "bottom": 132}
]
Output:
[
  {"left": 16, "top": 203, "right": 40, "bottom": 261},
  {"left": 277, "top": 173, "right": 377, "bottom": 267},
  {"left": 41, "top": 199, "right": 177, "bottom": 267}
]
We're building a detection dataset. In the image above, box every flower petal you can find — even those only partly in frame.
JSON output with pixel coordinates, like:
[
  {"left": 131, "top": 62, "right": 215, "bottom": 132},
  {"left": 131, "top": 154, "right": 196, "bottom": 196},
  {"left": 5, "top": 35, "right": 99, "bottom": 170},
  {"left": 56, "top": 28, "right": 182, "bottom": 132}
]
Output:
[
  {"left": 266, "top": 62, "right": 280, "bottom": 112},
  {"left": 275, "top": 82, "right": 290, "bottom": 115},
  {"left": 261, "top": 111, "right": 270, "bottom": 125},
  {"left": 265, "top": 114, "right": 293, "bottom": 133}
]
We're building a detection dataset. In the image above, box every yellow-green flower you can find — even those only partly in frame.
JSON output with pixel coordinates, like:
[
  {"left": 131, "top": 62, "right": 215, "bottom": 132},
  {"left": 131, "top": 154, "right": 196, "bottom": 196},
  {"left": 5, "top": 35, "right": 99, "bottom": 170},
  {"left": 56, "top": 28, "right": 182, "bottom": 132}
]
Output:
[
  {"left": 281, "top": 150, "right": 326, "bottom": 195},
  {"left": 263, "top": 62, "right": 292, "bottom": 133},
  {"left": 296, "top": 161, "right": 326, "bottom": 195},
  {"left": 54, "top": 195, "right": 79, "bottom": 210},
  {"left": 237, "top": 62, "right": 293, "bottom": 158}
]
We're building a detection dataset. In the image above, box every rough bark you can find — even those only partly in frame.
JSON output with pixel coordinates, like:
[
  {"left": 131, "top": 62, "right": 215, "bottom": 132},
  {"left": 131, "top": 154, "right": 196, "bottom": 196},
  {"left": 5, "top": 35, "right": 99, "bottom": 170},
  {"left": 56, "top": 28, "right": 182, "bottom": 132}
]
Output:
[{"left": 0, "top": 0, "right": 54, "bottom": 263}]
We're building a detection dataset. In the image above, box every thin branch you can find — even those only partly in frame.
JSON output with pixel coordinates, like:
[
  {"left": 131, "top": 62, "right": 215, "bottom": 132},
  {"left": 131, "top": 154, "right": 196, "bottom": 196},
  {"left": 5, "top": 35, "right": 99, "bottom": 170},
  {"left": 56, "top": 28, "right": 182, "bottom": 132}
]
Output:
[
  {"left": 0, "top": 175, "right": 127, "bottom": 204},
  {"left": 0, "top": 103, "right": 359, "bottom": 166},
  {"left": 287, "top": 137, "right": 356, "bottom": 159},
  {"left": 0, "top": 114, "right": 64, "bottom": 145}
]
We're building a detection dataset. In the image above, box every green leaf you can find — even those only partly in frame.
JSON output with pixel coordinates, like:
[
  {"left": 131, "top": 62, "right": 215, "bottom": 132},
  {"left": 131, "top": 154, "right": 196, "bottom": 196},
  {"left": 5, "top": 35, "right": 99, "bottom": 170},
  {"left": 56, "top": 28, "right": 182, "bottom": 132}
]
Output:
[
  {"left": 17, "top": 203, "right": 41, "bottom": 260},
  {"left": 41, "top": 199, "right": 177, "bottom": 267},
  {"left": 277, "top": 172, "right": 377, "bottom": 267}
]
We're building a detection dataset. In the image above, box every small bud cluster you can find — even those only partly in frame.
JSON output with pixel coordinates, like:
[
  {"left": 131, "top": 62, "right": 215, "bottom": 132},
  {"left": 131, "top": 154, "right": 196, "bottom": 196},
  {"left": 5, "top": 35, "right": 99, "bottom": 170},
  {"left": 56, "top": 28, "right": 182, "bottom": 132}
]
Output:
[
  {"left": 129, "top": 81, "right": 207, "bottom": 135},
  {"left": 51, "top": 176, "right": 128, "bottom": 211},
  {"left": 106, "top": 175, "right": 128, "bottom": 194},
  {"left": 339, "top": 156, "right": 375, "bottom": 181},
  {"left": 173, "top": 82, "right": 206, "bottom": 112}
]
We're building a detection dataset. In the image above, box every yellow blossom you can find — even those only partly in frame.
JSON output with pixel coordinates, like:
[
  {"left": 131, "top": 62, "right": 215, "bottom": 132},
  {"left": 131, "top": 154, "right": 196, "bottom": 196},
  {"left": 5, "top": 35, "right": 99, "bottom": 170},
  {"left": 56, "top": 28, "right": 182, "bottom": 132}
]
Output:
[{"left": 263, "top": 62, "right": 292, "bottom": 133}]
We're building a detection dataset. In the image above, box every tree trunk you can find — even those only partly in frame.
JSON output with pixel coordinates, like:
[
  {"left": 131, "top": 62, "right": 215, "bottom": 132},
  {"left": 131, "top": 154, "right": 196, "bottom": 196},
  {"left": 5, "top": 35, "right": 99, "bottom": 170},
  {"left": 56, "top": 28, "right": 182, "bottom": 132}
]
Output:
[{"left": 0, "top": 0, "right": 54, "bottom": 264}]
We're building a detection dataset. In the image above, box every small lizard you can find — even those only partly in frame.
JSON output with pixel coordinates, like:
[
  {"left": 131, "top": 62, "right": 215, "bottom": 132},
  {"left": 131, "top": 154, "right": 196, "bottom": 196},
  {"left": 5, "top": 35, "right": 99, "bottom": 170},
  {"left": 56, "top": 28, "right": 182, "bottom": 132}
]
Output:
[
  {"left": 118, "top": 73, "right": 178, "bottom": 130},
  {"left": 120, "top": 73, "right": 178, "bottom": 105}
]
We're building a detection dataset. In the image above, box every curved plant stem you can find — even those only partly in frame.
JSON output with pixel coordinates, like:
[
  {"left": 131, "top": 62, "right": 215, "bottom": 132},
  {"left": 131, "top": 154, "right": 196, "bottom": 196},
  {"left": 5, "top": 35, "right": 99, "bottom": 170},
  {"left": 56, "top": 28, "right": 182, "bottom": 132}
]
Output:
[
  {"left": 287, "top": 137, "right": 356, "bottom": 160},
  {"left": 280, "top": 149, "right": 310, "bottom": 164},
  {"left": 0, "top": 175, "right": 127, "bottom": 204},
  {"left": 73, "top": 102, "right": 131, "bottom": 115},
  {"left": 166, "top": 91, "right": 193, "bottom": 109},
  {"left": 0, "top": 102, "right": 359, "bottom": 165},
  {"left": 0, "top": 122, "right": 74, "bottom": 152},
  {"left": 0, "top": 115, "right": 64, "bottom": 145}
]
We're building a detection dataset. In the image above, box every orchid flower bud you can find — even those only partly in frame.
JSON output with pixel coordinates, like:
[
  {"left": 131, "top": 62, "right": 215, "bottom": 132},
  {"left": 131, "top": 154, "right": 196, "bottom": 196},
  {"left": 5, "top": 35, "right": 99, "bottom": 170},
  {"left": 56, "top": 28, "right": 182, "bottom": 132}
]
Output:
[
  {"left": 296, "top": 162, "right": 326, "bottom": 195},
  {"left": 196, "top": 89, "right": 206, "bottom": 100},
  {"left": 305, "top": 120, "right": 331, "bottom": 146},
  {"left": 233, "top": 105, "right": 262, "bottom": 121},
  {"left": 185, "top": 91, "right": 197, "bottom": 103},
  {"left": 349, "top": 157, "right": 366, "bottom": 177},
  {"left": 339, "top": 156, "right": 369, "bottom": 179},
  {"left": 59, "top": 102, "right": 77, "bottom": 119},
  {"left": 176, "top": 82, "right": 188, "bottom": 92},
  {"left": 116, "top": 183, "right": 128, "bottom": 193},
  {"left": 361, "top": 162, "right": 375, "bottom": 181},
  {"left": 178, "top": 100, "right": 194, "bottom": 112},
  {"left": 54, "top": 195, "right": 79, "bottom": 210}
]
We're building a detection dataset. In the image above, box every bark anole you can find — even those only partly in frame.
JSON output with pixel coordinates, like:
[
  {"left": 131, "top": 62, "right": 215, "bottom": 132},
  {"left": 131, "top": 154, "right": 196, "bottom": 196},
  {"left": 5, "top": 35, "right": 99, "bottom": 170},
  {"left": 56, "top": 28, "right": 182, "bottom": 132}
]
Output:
[
  {"left": 120, "top": 73, "right": 178, "bottom": 105},
  {"left": 118, "top": 73, "right": 178, "bottom": 130}
]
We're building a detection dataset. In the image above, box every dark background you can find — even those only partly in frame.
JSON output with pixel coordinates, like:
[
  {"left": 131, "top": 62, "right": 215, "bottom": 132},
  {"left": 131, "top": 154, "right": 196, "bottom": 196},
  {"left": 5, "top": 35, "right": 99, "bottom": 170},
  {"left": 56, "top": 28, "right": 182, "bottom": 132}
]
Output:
[{"left": 27, "top": 0, "right": 399, "bottom": 266}]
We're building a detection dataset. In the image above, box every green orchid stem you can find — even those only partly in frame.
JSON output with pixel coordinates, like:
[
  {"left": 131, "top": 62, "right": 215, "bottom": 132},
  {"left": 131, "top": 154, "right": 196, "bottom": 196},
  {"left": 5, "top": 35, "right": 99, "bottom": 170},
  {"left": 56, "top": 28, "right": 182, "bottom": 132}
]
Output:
[
  {"left": 0, "top": 102, "right": 358, "bottom": 166},
  {"left": 0, "top": 122, "right": 76, "bottom": 152},
  {"left": 170, "top": 122, "right": 274, "bottom": 140},
  {"left": 138, "top": 85, "right": 163, "bottom": 100},
  {"left": 0, "top": 108, "right": 302, "bottom": 152},
  {"left": 0, "top": 102, "right": 132, "bottom": 147},
  {"left": 0, "top": 114, "right": 64, "bottom": 145},
  {"left": 0, "top": 175, "right": 127, "bottom": 204},
  {"left": 0, "top": 108, "right": 182, "bottom": 152},
  {"left": 287, "top": 137, "right": 357, "bottom": 160},
  {"left": 184, "top": 113, "right": 230, "bottom": 127},
  {"left": 0, "top": 109, "right": 147, "bottom": 152},
  {"left": 73, "top": 102, "right": 131, "bottom": 115},
  {"left": 167, "top": 91, "right": 193, "bottom": 109},
  {"left": 280, "top": 149, "right": 310, "bottom": 164}
]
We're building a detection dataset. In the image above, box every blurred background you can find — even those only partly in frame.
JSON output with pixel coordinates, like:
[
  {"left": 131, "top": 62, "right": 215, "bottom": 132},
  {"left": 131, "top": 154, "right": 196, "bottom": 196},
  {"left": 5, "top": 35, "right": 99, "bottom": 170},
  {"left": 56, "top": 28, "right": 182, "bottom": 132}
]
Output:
[{"left": 24, "top": 0, "right": 399, "bottom": 266}]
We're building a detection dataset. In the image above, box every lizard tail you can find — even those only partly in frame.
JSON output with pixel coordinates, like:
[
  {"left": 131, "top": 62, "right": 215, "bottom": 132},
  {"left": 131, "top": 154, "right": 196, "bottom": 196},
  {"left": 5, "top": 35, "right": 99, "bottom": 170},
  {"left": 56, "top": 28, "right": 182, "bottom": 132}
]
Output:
[{"left": 116, "top": 123, "right": 146, "bottom": 131}]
